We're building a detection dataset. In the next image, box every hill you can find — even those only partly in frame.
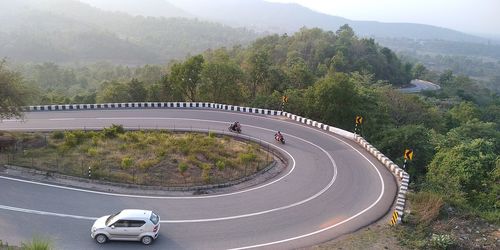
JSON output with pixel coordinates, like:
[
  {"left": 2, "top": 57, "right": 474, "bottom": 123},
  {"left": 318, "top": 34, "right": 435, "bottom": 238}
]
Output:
[
  {"left": 169, "top": 0, "right": 486, "bottom": 43},
  {"left": 78, "top": 0, "right": 192, "bottom": 18},
  {"left": 0, "top": 0, "right": 258, "bottom": 65}
]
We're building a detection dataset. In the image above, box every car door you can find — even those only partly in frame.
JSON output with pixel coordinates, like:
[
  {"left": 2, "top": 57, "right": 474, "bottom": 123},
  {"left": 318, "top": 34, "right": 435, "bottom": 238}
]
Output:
[
  {"left": 109, "top": 220, "right": 130, "bottom": 240},
  {"left": 127, "top": 220, "right": 146, "bottom": 240}
]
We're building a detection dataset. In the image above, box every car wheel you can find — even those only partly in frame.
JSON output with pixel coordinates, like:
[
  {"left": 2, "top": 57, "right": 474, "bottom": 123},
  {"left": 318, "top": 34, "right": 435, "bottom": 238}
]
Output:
[
  {"left": 95, "top": 234, "right": 107, "bottom": 244},
  {"left": 141, "top": 236, "right": 153, "bottom": 245}
]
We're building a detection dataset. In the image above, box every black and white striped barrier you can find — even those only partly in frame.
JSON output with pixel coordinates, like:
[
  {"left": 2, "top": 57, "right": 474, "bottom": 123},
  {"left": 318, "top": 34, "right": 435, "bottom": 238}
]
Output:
[{"left": 26, "top": 102, "right": 408, "bottom": 223}]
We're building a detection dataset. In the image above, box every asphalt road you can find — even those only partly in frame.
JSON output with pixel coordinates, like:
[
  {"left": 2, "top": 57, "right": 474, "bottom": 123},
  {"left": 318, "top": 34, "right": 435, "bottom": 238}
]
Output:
[
  {"left": 0, "top": 109, "right": 397, "bottom": 249},
  {"left": 400, "top": 79, "right": 440, "bottom": 93}
]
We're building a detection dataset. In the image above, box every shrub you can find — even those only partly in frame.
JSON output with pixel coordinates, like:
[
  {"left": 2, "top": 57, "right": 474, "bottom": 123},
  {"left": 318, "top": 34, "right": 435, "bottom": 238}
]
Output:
[
  {"left": 139, "top": 159, "right": 158, "bottom": 170},
  {"left": 409, "top": 191, "right": 444, "bottom": 225},
  {"left": 216, "top": 160, "right": 225, "bottom": 171},
  {"left": 201, "top": 164, "right": 212, "bottom": 183},
  {"left": 51, "top": 131, "right": 64, "bottom": 140},
  {"left": 429, "top": 234, "right": 454, "bottom": 249},
  {"left": 91, "top": 135, "right": 100, "bottom": 146},
  {"left": 121, "top": 156, "right": 134, "bottom": 170},
  {"left": 63, "top": 132, "right": 77, "bottom": 147},
  {"left": 103, "top": 124, "right": 125, "bottom": 138},
  {"left": 87, "top": 147, "right": 99, "bottom": 157},
  {"left": 21, "top": 236, "right": 53, "bottom": 250},
  {"left": 156, "top": 149, "right": 166, "bottom": 157},
  {"left": 178, "top": 162, "right": 188, "bottom": 175},
  {"left": 208, "top": 131, "right": 216, "bottom": 138},
  {"left": 71, "top": 130, "right": 87, "bottom": 141},
  {"left": 239, "top": 152, "right": 257, "bottom": 164}
]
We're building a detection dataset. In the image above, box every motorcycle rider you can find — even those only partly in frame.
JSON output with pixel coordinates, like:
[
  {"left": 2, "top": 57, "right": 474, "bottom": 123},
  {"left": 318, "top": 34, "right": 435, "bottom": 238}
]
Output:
[
  {"left": 275, "top": 131, "right": 283, "bottom": 141},
  {"left": 231, "top": 121, "right": 241, "bottom": 132}
]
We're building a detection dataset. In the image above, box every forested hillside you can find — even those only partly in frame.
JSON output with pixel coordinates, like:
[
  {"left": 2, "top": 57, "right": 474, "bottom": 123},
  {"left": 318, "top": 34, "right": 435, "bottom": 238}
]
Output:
[
  {"left": 13, "top": 26, "right": 413, "bottom": 105},
  {"left": 0, "top": 0, "right": 257, "bottom": 64}
]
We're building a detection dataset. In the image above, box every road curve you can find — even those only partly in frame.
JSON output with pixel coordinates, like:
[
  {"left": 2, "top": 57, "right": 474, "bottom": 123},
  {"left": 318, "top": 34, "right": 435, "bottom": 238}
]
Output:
[
  {"left": 0, "top": 109, "right": 397, "bottom": 249},
  {"left": 399, "top": 79, "right": 441, "bottom": 93}
]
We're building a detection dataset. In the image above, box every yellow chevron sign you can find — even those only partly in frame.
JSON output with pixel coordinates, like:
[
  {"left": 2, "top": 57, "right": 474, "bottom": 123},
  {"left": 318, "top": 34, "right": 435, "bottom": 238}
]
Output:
[
  {"left": 282, "top": 95, "right": 288, "bottom": 103},
  {"left": 404, "top": 149, "right": 414, "bottom": 160},
  {"left": 390, "top": 211, "right": 399, "bottom": 225},
  {"left": 355, "top": 115, "right": 363, "bottom": 125}
]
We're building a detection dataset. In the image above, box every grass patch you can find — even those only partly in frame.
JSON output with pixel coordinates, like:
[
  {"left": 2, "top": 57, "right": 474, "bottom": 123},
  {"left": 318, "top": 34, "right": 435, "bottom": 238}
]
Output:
[{"left": 0, "top": 127, "right": 272, "bottom": 187}]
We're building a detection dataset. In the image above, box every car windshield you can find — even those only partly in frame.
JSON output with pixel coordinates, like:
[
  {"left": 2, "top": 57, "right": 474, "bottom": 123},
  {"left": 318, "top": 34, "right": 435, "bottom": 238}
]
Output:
[
  {"left": 105, "top": 211, "right": 121, "bottom": 226},
  {"left": 150, "top": 212, "right": 159, "bottom": 224}
]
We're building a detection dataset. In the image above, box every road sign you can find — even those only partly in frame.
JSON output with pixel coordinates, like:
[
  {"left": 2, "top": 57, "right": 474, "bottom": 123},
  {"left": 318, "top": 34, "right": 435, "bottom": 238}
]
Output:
[
  {"left": 404, "top": 149, "right": 413, "bottom": 160},
  {"left": 355, "top": 115, "right": 363, "bottom": 125},
  {"left": 282, "top": 95, "right": 288, "bottom": 103},
  {"left": 390, "top": 211, "right": 399, "bottom": 225}
]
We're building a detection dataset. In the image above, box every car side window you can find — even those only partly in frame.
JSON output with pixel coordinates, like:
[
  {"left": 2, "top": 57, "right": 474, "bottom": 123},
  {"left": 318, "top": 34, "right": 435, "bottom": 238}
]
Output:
[
  {"left": 129, "top": 220, "right": 146, "bottom": 227},
  {"left": 113, "top": 220, "right": 129, "bottom": 227}
]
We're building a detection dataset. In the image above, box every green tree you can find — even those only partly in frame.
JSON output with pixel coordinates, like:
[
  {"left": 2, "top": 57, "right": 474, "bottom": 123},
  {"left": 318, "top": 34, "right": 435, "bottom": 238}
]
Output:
[
  {"left": 380, "top": 88, "right": 443, "bottom": 130},
  {"left": 170, "top": 55, "right": 205, "bottom": 101},
  {"left": 412, "top": 63, "right": 428, "bottom": 79},
  {"left": 426, "top": 139, "right": 497, "bottom": 208},
  {"left": 245, "top": 49, "right": 271, "bottom": 99},
  {"left": 199, "top": 60, "right": 243, "bottom": 104},
  {"left": 304, "top": 73, "right": 362, "bottom": 129},
  {"left": 436, "top": 119, "right": 500, "bottom": 152},
  {"left": 285, "top": 52, "right": 314, "bottom": 89},
  {"left": 127, "top": 78, "right": 147, "bottom": 102},
  {"left": 0, "top": 60, "right": 29, "bottom": 119},
  {"left": 96, "top": 80, "right": 130, "bottom": 103},
  {"left": 447, "top": 101, "right": 481, "bottom": 127},
  {"left": 374, "top": 124, "right": 435, "bottom": 180}
]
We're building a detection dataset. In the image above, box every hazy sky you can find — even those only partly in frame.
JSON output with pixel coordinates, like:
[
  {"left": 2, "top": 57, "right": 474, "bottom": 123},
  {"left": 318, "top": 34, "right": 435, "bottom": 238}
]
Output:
[{"left": 268, "top": 0, "right": 500, "bottom": 36}]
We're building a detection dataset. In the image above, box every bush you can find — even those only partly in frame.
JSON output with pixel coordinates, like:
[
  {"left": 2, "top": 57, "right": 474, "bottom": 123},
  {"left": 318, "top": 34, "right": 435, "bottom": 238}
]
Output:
[
  {"left": 429, "top": 234, "right": 454, "bottom": 249},
  {"left": 139, "top": 159, "right": 158, "bottom": 170},
  {"left": 87, "top": 147, "right": 98, "bottom": 157},
  {"left": 91, "top": 135, "right": 101, "bottom": 146},
  {"left": 178, "top": 162, "right": 188, "bottom": 175},
  {"left": 239, "top": 152, "right": 257, "bottom": 164},
  {"left": 121, "top": 156, "right": 134, "bottom": 170},
  {"left": 409, "top": 191, "right": 444, "bottom": 225},
  {"left": 201, "top": 164, "right": 212, "bottom": 183},
  {"left": 103, "top": 124, "right": 125, "bottom": 138},
  {"left": 208, "top": 131, "right": 216, "bottom": 138},
  {"left": 63, "top": 132, "right": 77, "bottom": 147},
  {"left": 216, "top": 160, "right": 225, "bottom": 171},
  {"left": 51, "top": 131, "right": 64, "bottom": 140},
  {"left": 21, "top": 236, "right": 53, "bottom": 250}
]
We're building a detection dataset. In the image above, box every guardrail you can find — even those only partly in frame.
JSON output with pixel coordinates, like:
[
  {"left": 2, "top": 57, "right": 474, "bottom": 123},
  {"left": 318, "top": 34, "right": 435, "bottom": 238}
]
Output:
[{"left": 25, "top": 101, "right": 409, "bottom": 223}]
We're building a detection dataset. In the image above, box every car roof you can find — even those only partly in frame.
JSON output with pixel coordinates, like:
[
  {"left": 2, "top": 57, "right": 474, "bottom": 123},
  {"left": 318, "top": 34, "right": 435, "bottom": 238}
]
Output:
[{"left": 115, "top": 209, "right": 153, "bottom": 220}]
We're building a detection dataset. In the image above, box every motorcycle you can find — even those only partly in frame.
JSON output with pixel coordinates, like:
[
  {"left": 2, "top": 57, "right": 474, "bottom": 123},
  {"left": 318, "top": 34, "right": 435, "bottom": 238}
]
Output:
[
  {"left": 275, "top": 134, "right": 285, "bottom": 144},
  {"left": 228, "top": 123, "right": 242, "bottom": 133}
]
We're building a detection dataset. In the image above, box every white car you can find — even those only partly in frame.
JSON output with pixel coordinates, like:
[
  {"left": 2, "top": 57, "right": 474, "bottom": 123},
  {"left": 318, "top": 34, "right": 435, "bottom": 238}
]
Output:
[{"left": 91, "top": 209, "right": 160, "bottom": 245}]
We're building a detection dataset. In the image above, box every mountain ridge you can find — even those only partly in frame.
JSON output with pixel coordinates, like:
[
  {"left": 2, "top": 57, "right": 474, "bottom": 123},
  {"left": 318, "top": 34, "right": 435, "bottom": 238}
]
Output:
[
  {"left": 0, "top": 0, "right": 258, "bottom": 65},
  {"left": 168, "top": 0, "right": 486, "bottom": 43}
]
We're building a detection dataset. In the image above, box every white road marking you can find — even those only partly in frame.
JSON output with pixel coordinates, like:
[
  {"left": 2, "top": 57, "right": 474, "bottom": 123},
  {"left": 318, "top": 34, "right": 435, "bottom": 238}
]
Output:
[
  {"left": 1, "top": 119, "right": 23, "bottom": 122},
  {"left": 49, "top": 118, "right": 75, "bottom": 121},
  {"left": 0, "top": 205, "right": 97, "bottom": 220},
  {"left": 230, "top": 136, "right": 385, "bottom": 249}
]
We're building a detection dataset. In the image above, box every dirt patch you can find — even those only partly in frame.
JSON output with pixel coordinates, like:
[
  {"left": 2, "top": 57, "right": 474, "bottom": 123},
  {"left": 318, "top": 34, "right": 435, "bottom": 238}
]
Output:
[{"left": 306, "top": 223, "right": 404, "bottom": 250}]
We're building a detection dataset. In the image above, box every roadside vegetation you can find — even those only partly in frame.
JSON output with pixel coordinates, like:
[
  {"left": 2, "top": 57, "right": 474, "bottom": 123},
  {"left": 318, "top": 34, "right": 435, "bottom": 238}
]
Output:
[
  {"left": 0, "top": 236, "right": 52, "bottom": 250},
  {"left": 0, "top": 125, "right": 272, "bottom": 186}
]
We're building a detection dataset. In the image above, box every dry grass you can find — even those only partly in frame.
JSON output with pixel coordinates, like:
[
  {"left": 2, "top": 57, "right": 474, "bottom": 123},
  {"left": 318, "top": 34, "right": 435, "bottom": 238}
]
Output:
[
  {"left": 409, "top": 191, "right": 444, "bottom": 226},
  {"left": 0, "top": 129, "right": 272, "bottom": 187}
]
